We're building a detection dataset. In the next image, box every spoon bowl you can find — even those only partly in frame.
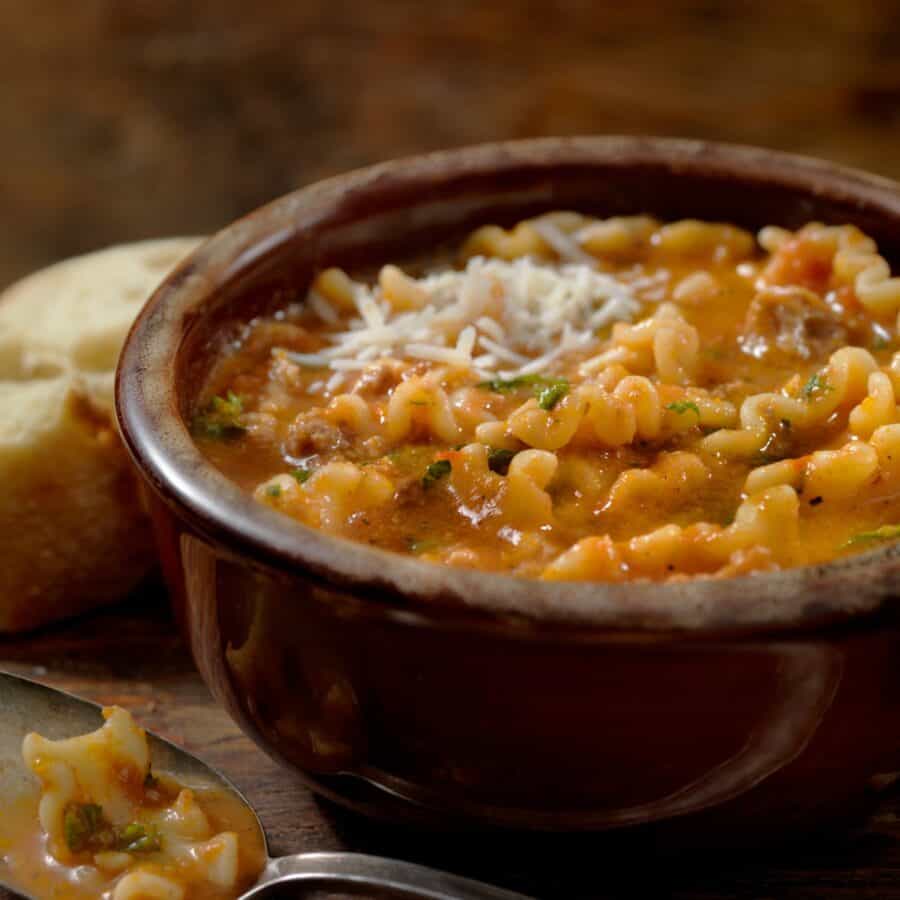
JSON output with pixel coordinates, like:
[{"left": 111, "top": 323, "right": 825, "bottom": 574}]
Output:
[{"left": 0, "top": 671, "right": 530, "bottom": 900}]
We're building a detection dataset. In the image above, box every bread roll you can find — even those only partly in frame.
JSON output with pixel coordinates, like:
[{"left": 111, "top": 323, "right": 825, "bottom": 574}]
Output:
[{"left": 0, "top": 238, "right": 201, "bottom": 631}]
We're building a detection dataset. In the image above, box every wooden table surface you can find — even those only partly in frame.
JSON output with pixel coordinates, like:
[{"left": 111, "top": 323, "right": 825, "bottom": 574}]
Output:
[{"left": 2, "top": 589, "right": 900, "bottom": 900}]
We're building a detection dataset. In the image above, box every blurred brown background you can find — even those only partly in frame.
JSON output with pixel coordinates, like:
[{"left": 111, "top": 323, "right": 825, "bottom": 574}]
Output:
[{"left": 3, "top": 0, "right": 900, "bottom": 287}]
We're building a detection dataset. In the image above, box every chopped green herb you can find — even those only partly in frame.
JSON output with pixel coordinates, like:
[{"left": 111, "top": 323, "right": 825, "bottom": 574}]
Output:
[
  {"left": 487, "top": 447, "right": 516, "bottom": 475},
  {"left": 422, "top": 459, "right": 452, "bottom": 489},
  {"left": 666, "top": 401, "right": 701, "bottom": 418},
  {"left": 478, "top": 374, "right": 570, "bottom": 410},
  {"left": 191, "top": 391, "right": 246, "bottom": 440},
  {"left": 845, "top": 524, "right": 900, "bottom": 547},
  {"left": 291, "top": 467, "right": 312, "bottom": 484},
  {"left": 143, "top": 770, "right": 158, "bottom": 790},
  {"left": 537, "top": 380, "right": 570, "bottom": 411},
  {"left": 63, "top": 803, "right": 164, "bottom": 855},
  {"left": 872, "top": 335, "right": 893, "bottom": 352},
  {"left": 117, "top": 823, "right": 162, "bottom": 854},
  {"left": 802, "top": 372, "right": 833, "bottom": 399},
  {"left": 266, "top": 483, "right": 282, "bottom": 498},
  {"left": 477, "top": 374, "right": 550, "bottom": 393},
  {"left": 64, "top": 804, "right": 105, "bottom": 853}
]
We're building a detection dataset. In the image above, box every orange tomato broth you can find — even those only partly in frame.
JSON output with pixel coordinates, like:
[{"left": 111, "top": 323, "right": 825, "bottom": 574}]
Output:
[{"left": 193, "top": 216, "right": 900, "bottom": 581}]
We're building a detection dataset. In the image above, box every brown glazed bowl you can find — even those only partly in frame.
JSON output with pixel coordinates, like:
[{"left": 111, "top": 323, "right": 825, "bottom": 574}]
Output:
[{"left": 117, "top": 137, "right": 900, "bottom": 841}]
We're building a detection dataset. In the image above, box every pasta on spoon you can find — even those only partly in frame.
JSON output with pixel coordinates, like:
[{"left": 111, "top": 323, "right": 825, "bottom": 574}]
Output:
[{"left": 2, "top": 706, "right": 264, "bottom": 900}]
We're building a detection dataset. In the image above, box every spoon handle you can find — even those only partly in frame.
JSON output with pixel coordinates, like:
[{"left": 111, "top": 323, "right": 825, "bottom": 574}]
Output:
[{"left": 241, "top": 851, "right": 536, "bottom": 899}]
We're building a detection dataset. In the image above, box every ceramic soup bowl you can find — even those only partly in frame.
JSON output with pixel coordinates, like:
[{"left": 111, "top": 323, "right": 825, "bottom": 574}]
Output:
[{"left": 117, "top": 137, "right": 900, "bottom": 838}]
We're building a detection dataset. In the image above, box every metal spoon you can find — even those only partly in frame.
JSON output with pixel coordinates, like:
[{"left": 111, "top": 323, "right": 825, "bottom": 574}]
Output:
[{"left": 0, "top": 671, "right": 533, "bottom": 900}]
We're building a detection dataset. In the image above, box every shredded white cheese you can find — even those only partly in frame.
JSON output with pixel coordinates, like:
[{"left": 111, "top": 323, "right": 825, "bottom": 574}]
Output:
[{"left": 279, "top": 256, "right": 641, "bottom": 382}]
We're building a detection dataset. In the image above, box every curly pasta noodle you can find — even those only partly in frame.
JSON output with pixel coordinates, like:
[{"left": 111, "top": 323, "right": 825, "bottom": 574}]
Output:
[
  {"left": 701, "top": 347, "right": 877, "bottom": 459},
  {"left": 504, "top": 375, "right": 734, "bottom": 452},
  {"left": 580, "top": 303, "right": 700, "bottom": 384},
  {"left": 544, "top": 485, "right": 799, "bottom": 580},
  {"left": 195, "top": 212, "right": 900, "bottom": 582},
  {"left": 744, "top": 441, "right": 879, "bottom": 503},
  {"left": 384, "top": 375, "right": 462, "bottom": 444}
]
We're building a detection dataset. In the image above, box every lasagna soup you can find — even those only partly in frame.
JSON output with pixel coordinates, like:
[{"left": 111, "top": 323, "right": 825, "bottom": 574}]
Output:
[
  {"left": 1, "top": 708, "right": 264, "bottom": 900},
  {"left": 195, "top": 214, "right": 900, "bottom": 580}
]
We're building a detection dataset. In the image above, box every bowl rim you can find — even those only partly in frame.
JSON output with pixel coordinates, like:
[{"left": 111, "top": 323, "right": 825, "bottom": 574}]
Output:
[{"left": 116, "top": 135, "right": 900, "bottom": 635}]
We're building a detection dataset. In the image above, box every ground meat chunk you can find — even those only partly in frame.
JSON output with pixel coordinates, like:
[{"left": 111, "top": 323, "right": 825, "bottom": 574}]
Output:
[
  {"left": 740, "top": 285, "right": 847, "bottom": 361},
  {"left": 351, "top": 360, "right": 405, "bottom": 397},
  {"left": 287, "top": 411, "right": 348, "bottom": 456},
  {"left": 268, "top": 353, "right": 307, "bottom": 392}
]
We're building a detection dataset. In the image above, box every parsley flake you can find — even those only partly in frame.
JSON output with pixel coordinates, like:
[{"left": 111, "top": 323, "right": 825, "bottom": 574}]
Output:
[
  {"left": 845, "top": 524, "right": 900, "bottom": 547},
  {"left": 802, "top": 372, "right": 833, "bottom": 399},
  {"left": 63, "top": 804, "right": 164, "bottom": 855},
  {"left": 487, "top": 447, "right": 516, "bottom": 475},
  {"left": 117, "top": 823, "right": 162, "bottom": 854},
  {"left": 666, "top": 401, "right": 701, "bottom": 418},
  {"left": 477, "top": 374, "right": 548, "bottom": 393},
  {"left": 478, "top": 374, "right": 570, "bottom": 411},
  {"left": 537, "top": 381, "right": 569, "bottom": 410},
  {"left": 291, "top": 467, "right": 312, "bottom": 484},
  {"left": 191, "top": 391, "right": 246, "bottom": 440},
  {"left": 422, "top": 459, "right": 452, "bottom": 489},
  {"left": 64, "top": 804, "right": 106, "bottom": 853}
]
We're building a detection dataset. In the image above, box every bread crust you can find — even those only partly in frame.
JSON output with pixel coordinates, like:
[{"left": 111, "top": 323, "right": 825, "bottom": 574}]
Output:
[{"left": 0, "top": 238, "right": 201, "bottom": 631}]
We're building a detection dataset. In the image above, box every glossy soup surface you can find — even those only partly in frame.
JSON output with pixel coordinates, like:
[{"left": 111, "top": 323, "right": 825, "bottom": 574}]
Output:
[{"left": 195, "top": 214, "right": 900, "bottom": 581}]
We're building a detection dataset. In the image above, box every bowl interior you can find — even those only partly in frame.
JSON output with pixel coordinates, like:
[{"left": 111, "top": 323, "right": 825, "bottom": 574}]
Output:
[{"left": 118, "top": 136, "right": 900, "bottom": 635}]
